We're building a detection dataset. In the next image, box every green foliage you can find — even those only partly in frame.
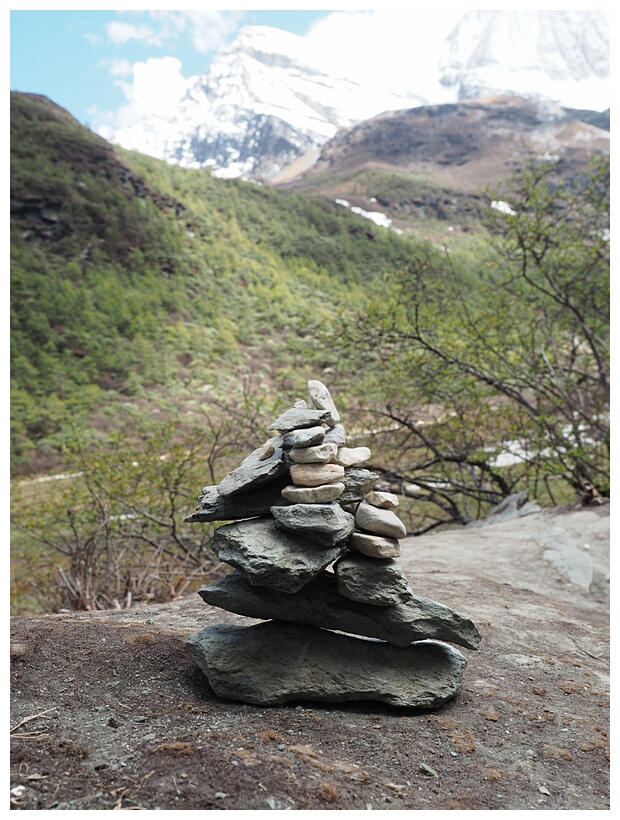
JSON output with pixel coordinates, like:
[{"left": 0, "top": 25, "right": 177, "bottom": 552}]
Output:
[
  {"left": 339, "top": 155, "right": 610, "bottom": 530},
  {"left": 11, "top": 92, "right": 431, "bottom": 470},
  {"left": 11, "top": 411, "right": 251, "bottom": 613}
]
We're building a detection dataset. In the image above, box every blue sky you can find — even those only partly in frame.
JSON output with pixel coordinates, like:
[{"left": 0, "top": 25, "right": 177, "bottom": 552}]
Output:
[
  {"left": 10, "top": 9, "right": 331, "bottom": 130},
  {"left": 9, "top": 4, "right": 611, "bottom": 141}
]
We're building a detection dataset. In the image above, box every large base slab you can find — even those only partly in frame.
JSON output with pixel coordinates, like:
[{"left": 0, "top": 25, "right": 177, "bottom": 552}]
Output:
[{"left": 186, "top": 620, "right": 466, "bottom": 708}]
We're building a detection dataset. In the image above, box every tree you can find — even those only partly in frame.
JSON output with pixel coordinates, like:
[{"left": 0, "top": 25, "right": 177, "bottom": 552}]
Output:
[
  {"left": 339, "top": 154, "right": 609, "bottom": 532},
  {"left": 10, "top": 381, "right": 278, "bottom": 613}
]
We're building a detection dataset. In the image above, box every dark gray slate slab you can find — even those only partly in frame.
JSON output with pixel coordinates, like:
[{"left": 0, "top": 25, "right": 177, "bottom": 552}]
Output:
[
  {"left": 210, "top": 519, "right": 347, "bottom": 593},
  {"left": 199, "top": 570, "right": 481, "bottom": 650},
  {"left": 269, "top": 408, "right": 332, "bottom": 433},
  {"left": 339, "top": 468, "right": 379, "bottom": 504},
  {"left": 282, "top": 426, "right": 326, "bottom": 448},
  {"left": 217, "top": 435, "right": 288, "bottom": 497},
  {"left": 184, "top": 477, "right": 290, "bottom": 523},
  {"left": 187, "top": 621, "right": 466, "bottom": 707},
  {"left": 323, "top": 424, "right": 346, "bottom": 446},
  {"left": 334, "top": 553, "right": 413, "bottom": 606},
  {"left": 271, "top": 503, "right": 355, "bottom": 547}
]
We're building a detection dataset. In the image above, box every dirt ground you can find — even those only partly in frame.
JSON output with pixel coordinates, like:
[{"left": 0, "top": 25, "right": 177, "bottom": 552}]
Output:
[{"left": 10, "top": 505, "right": 610, "bottom": 811}]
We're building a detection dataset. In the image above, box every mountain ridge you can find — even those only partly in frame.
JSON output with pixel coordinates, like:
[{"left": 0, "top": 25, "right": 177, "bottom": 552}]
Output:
[{"left": 111, "top": 12, "right": 609, "bottom": 180}]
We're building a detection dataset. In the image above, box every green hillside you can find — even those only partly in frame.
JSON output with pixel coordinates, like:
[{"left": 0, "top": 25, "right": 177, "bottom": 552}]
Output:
[
  {"left": 10, "top": 92, "right": 608, "bottom": 615},
  {"left": 10, "top": 92, "right": 434, "bottom": 470}
]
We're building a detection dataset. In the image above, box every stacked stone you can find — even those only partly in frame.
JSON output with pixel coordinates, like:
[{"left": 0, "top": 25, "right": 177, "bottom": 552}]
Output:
[{"left": 184, "top": 380, "right": 481, "bottom": 708}]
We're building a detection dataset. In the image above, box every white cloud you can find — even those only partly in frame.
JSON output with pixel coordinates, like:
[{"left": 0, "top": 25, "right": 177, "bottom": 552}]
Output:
[
  {"left": 106, "top": 21, "right": 159, "bottom": 46},
  {"left": 100, "top": 58, "right": 133, "bottom": 78},
  {"left": 105, "top": 10, "right": 244, "bottom": 54},
  {"left": 305, "top": 9, "right": 464, "bottom": 102},
  {"left": 147, "top": 10, "right": 244, "bottom": 54},
  {"left": 118, "top": 57, "right": 194, "bottom": 122},
  {"left": 93, "top": 56, "right": 196, "bottom": 137}
]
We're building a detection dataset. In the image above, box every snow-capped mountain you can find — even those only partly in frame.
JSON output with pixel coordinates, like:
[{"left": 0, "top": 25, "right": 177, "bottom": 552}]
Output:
[
  {"left": 112, "top": 12, "right": 609, "bottom": 180},
  {"left": 440, "top": 10, "right": 609, "bottom": 110},
  {"left": 113, "top": 26, "right": 425, "bottom": 179}
]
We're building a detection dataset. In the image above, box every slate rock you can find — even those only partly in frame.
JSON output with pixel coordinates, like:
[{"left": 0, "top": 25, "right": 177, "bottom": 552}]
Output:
[
  {"left": 199, "top": 571, "right": 481, "bottom": 650},
  {"left": 323, "top": 424, "right": 347, "bottom": 447},
  {"left": 349, "top": 532, "right": 402, "bottom": 558},
  {"left": 355, "top": 501, "right": 407, "bottom": 539},
  {"left": 289, "top": 443, "right": 338, "bottom": 464},
  {"left": 282, "top": 426, "right": 326, "bottom": 449},
  {"left": 217, "top": 435, "right": 287, "bottom": 497},
  {"left": 187, "top": 621, "right": 467, "bottom": 708},
  {"left": 339, "top": 468, "right": 380, "bottom": 504},
  {"left": 269, "top": 408, "right": 332, "bottom": 433},
  {"left": 271, "top": 503, "right": 355, "bottom": 547},
  {"left": 185, "top": 477, "right": 290, "bottom": 523},
  {"left": 210, "top": 520, "right": 347, "bottom": 593},
  {"left": 334, "top": 553, "right": 413, "bottom": 606},
  {"left": 280, "top": 482, "right": 345, "bottom": 504},
  {"left": 290, "top": 463, "right": 345, "bottom": 487}
]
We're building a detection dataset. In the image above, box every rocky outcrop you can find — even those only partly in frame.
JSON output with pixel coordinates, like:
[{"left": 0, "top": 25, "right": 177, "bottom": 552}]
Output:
[{"left": 185, "top": 380, "right": 481, "bottom": 707}]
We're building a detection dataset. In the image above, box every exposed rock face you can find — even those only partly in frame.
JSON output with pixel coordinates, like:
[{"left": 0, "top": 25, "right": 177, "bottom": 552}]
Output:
[
  {"left": 186, "top": 379, "right": 480, "bottom": 706},
  {"left": 186, "top": 621, "right": 467, "bottom": 708}
]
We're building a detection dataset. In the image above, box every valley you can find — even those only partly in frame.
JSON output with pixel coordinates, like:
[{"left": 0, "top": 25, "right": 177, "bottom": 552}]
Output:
[{"left": 10, "top": 90, "right": 609, "bottom": 615}]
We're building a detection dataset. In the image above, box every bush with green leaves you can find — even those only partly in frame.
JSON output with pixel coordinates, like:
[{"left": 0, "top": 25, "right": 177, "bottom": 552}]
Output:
[
  {"left": 10, "top": 384, "right": 280, "bottom": 614},
  {"left": 338, "top": 155, "right": 609, "bottom": 531}
]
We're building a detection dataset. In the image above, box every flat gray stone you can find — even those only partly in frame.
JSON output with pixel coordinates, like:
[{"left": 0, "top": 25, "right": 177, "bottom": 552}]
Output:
[
  {"left": 289, "top": 442, "right": 338, "bottom": 464},
  {"left": 334, "top": 553, "right": 413, "bottom": 606},
  {"left": 280, "top": 483, "right": 345, "bottom": 504},
  {"left": 269, "top": 408, "right": 332, "bottom": 433},
  {"left": 334, "top": 447, "right": 371, "bottom": 467},
  {"left": 271, "top": 503, "right": 355, "bottom": 547},
  {"left": 339, "top": 468, "right": 379, "bottom": 504},
  {"left": 217, "top": 436, "right": 287, "bottom": 497},
  {"left": 282, "top": 426, "right": 326, "bottom": 448},
  {"left": 210, "top": 519, "right": 347, "bottom": 592},
  {"left": 350, "top": 532, "right": 401, "bottom": 558},
  {"left": 185, "top": 477, "right": 290, "bottom": 523},
  {"left": 323, "top": 424, "right": 346, "bottom": 446},
  {"left": 186, "top": 621, "right": 467, "bottom": 708},
  {"left": 199, "top": 571, "right": 481, "bottom": 650},
  {"left": 355, "top": 501, "right": 407, "bottom": 539},
  {"left": 365, "top": 491, "right": 399, "bottom": 509}
]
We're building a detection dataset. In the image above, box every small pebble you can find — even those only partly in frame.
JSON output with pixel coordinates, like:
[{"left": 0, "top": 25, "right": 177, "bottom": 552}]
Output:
[{"left": 538, "top": 786, "right": 551, "bottom": 796}]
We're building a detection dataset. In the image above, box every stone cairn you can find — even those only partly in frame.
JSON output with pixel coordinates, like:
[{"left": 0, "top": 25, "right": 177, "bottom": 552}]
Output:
[{"left": 185, "top": 380, "right": 481, "bottom": 708}]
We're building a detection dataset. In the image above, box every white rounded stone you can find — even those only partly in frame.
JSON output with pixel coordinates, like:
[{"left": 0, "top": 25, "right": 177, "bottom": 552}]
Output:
[
  {"left": 364, "top": 490, "right": 400, "bottom": 509},
  {"left": 349, "top": 532, "right": 402, "bottom": 559},
  {"left": 335, "top": 446, "right": 371, "bottom": 467},
  {"left": 355, "top": 501, "right": 407, "bottom": 539},
  {"left": 290, "top": 463, "right": 345, "bottom": 487},
  {"left": 281, "top": 482, "right": 345, "bottom": 504}
]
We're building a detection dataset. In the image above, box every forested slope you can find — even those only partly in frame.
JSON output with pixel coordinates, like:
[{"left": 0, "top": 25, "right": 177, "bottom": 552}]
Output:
[{"left": 10, "top": 92, "right": 430, "bottom": 469}]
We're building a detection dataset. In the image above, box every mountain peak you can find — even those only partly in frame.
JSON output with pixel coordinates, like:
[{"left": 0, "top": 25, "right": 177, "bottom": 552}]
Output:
[{"left": 111, "top": 12, "right": 608, "bottom": 180}]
